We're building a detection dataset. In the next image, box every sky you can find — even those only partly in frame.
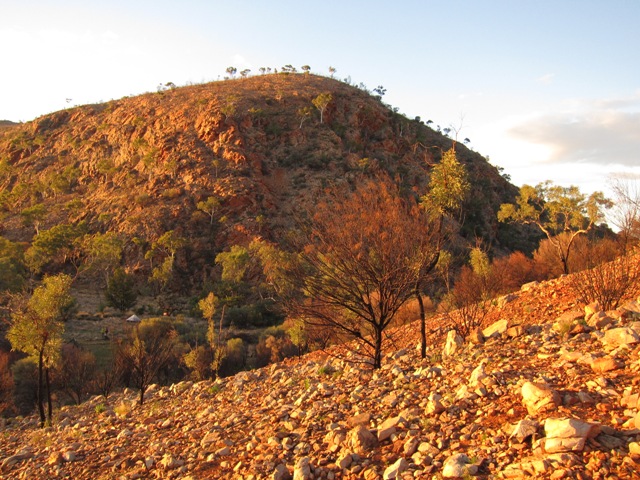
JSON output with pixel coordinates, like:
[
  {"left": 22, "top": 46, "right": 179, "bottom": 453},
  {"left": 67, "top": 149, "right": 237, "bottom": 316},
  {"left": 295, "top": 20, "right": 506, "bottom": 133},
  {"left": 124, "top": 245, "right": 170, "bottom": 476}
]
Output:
[{"left": 1, "top": 0, "right": 639, "bottom": 200}]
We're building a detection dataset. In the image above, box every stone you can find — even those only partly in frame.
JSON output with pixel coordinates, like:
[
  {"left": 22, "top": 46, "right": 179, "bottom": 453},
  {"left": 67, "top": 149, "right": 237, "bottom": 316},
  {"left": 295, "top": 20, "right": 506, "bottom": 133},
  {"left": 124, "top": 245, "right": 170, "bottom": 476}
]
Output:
[
  {"left": 336, "top": 452, "right": 353, "bottom": 469},
  {"left": 584, "top": 302, "right": 602, "bottom": 318},
  {"left": 521, "top": 381, "right": 561, "bottom": 416},
  {"left": 346, "top": 424, "right": 377, "bottom": 454},
  {"left": 544, "top": 418, "right": 600, "bottom": 453},
  {"left": 442, "top": 453, "right": 476, "bottom": 478},
  {"left": 443, "top": 330, "right": 463, "bottom": 357},
  {"left": 272, "top": 463, "right": 291, "bottom": 480},
  {"left": 62, "top": 451, "right": 76, "bottom": 462},
  {"left": 510, "top": 419, "right": 540, "bottom": 443},
  {"left": 601, "top": 327, "right": 640, "bottom": 347},
  {"left": 160, "top": 453, "right": 184, "bottom": 470},
  {"left": 469, "top": 361, "right": 488, "bottom": 387},
  {"left": 426, "top": 393, "right": 445, "bottom": 415},
  {"left": 383, "top": 457, "right": 408, "bottom": 479},
  {"left": 507, "top": 325, "right": 525, "bottom": 338},
  {"left": 293, "top": 457, "right": 311, "bottom": 480},
  {"left": 587, "top": 312, "right": 613, "bottom": 329},
  {"left": 590, "top": 356, "right": 620, "bottom": 373},
  {"left": 347, "top": 412, "right": 371, "bottom": 427},
  {"left": 483, "top": 319, "right": 509, "bottom": 339},
  {"left": 378, "top": 415, "right": 402, "bottom": 442},
  {"left": 467, "top": 327, "right": 484, "bottom": 344}
]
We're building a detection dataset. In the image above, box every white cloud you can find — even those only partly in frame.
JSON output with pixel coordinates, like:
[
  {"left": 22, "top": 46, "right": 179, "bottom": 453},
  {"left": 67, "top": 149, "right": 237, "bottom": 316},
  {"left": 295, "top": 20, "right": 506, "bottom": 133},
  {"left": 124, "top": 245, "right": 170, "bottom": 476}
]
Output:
[{"left": 508, "top": 94, "right": 640, "bottom": 167}]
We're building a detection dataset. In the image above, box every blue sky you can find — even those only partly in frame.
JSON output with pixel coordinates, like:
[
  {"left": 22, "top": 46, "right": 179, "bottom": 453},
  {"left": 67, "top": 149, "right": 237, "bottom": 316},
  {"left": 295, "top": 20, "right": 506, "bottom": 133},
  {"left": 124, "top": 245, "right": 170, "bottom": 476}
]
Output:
[{"left": 2, "top": 0, "right": 639, "bottom": 196}]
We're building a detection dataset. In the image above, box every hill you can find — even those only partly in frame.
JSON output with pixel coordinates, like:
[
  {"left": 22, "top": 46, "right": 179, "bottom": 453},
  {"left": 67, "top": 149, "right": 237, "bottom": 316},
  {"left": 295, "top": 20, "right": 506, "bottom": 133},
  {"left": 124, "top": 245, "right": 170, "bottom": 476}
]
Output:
[
  {"left": 0, "top": 74, "right": 525, "bottom": 298},
  {"left": 1, "top": 271, "right": 639, "bottom": 479}
]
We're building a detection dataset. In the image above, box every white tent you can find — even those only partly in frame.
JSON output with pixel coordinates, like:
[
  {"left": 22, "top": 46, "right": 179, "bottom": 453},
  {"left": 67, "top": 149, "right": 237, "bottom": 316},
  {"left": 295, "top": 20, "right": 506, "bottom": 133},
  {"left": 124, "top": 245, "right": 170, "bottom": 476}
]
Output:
[{"left": 126, "top": 314, "right": 141, "bottom": 323}]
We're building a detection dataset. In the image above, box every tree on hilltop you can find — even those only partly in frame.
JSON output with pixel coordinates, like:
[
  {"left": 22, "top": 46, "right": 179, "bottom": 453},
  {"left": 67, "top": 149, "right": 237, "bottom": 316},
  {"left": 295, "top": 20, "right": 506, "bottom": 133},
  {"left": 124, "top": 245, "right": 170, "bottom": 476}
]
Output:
[{"left": 312, "top": 93, "right": 333, "bottom": 124}]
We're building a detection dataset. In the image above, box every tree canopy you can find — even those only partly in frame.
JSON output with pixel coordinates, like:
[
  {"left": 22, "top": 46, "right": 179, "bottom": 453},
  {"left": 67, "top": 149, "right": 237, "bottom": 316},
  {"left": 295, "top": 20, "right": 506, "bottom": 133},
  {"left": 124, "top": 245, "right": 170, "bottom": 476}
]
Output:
[
  {"left": 498, "top": 181, "right": 612, "bottom": 274},
  {"left": 7, "top": 274, "right": 74, "bottom": 426}
]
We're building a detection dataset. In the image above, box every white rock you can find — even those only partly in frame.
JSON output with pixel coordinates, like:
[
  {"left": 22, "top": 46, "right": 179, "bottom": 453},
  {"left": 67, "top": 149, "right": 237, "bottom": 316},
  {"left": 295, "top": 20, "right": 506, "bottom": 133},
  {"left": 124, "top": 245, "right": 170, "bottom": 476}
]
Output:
[
  {"left": 521, "top": 381, "right": 561, "bottom": 415},
  {"left": 443, "top": 330, "right": 463, "bottom": 357},
  {"left": 293, "top": 456, "right": 311, "bottom": 480},
  {"left": 544, "top": 418, "right": 600, "bottom": 453},
  {"left": 483, "top": 319, "right": 508, "bottom": 339},
  {"left": 442, "top": 453, "right": 474, "bottom": 478},
  {"left": 383, "top": 457, "right": 408, "bottom": 479}
]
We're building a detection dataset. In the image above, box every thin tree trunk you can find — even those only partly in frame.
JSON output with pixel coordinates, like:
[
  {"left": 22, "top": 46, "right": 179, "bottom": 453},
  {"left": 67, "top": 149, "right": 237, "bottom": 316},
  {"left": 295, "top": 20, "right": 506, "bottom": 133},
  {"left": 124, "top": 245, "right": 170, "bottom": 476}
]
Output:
[
  {"left": 373, "top": 327, "right": 383, "bottom": 369},
  {"left": 416, "top": 288, "right": 427, "bottom": 359},
  {"left": 45, "top": 367, "right": 53, "bottom": 425},
  {"left": 37, "top": 351, "right": 45, "bottom": 427}
]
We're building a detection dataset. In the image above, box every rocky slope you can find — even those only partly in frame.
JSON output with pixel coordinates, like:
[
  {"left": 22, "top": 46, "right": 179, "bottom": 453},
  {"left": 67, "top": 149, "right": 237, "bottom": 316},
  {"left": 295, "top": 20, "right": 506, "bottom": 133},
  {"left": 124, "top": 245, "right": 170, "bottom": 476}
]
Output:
[
  {"left": 2, "top": 272, "right": 640, "bottom": 479},
  {"left": 0, "top": 74, "right": 524, "bottom": 291}
]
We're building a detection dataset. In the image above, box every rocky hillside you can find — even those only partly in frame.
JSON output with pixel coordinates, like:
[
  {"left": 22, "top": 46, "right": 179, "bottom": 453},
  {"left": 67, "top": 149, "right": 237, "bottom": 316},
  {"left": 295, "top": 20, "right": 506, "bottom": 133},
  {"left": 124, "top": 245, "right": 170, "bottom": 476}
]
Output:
[
  {"left": 2, "top": 272, "right": 640, "bottom": 479},
  {"left": 0, "top": 74, "right": 523, "bottom": 291}
]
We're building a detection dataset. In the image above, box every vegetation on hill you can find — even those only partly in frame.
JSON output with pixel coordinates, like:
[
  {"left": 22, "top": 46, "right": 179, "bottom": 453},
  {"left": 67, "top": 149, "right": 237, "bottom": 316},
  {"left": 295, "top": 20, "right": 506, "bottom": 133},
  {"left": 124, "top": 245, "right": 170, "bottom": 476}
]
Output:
[{"left": 0, "top": 70, "right": 637, "bottom": 421}]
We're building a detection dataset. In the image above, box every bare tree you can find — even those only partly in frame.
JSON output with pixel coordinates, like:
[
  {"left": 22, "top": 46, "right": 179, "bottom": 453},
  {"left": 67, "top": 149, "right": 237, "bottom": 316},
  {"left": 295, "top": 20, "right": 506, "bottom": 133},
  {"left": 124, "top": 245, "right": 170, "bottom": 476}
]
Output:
[
  {"left": 609, "top": 175, "right": 640, "bottom": 251},
  {"left": 286, "top": 176, "right": 440, "bottom": 369}
]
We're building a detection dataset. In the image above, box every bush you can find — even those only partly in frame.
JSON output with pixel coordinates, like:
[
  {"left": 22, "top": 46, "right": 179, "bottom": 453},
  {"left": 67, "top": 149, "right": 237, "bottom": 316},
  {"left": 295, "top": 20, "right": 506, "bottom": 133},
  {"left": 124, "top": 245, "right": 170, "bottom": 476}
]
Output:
[
  {"left": 491, "top": 251, "right": 541, "bottom": 294},
  {"left": 55, "top": 343, "right": 97, "bottom": 405},
  {"left": 11, "top": 358, "right": 37, "bottom": 416},
  {"left": 105, "top": 268, "right": 137, "bottom": 313},
  {"left": 0, "top": 351, "right": 15, "bottom": 416},
  {"left": 569, "top": 242, "right": 640, "bottom": 310},
  {"left": 182, "top": 345, "right": 211, "bottom": 381},
  {"left": 533, "top": 234, "right": 589, "bottom": 279},
  {"left": 254, "top": 328, "right": 297, "bottom": 368},
  {"left": 219, "top": 338, "right": 246, "bottom": 376},
  {"left": 444, "top": 266, "right": 496, "bottom": 338}
]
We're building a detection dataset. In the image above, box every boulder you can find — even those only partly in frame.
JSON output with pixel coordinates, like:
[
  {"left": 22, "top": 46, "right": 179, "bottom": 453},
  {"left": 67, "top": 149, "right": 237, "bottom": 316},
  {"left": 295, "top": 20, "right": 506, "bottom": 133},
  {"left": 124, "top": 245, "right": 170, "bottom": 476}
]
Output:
[
  {"left": 346, "top": 424, "right": 377, "bottom": 454},
  {"left": 482, "top": 319, "right": 509, "bottom": 339},
  {"left": 601, "top": 327, "right": 639, "bottom": 347},
  {"left": 442, "top": 453, "right": 477, "bottom": 478},
  {"left": 544, "top": 418, "right": 600, "bottom": 453},
  {"left": 383, "top": 457, "right": 409, "bottom": 479},
  {"left": 293, "top": 457, "right": 311, "bottom": 480},
  {"left": 521, "top": 381, "right": 561, "bottom": 416}
]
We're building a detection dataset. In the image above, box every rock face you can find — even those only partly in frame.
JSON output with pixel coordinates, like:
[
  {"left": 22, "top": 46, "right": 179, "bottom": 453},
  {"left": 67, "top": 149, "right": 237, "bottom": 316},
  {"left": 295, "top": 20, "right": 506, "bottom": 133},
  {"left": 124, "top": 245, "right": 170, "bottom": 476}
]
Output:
[{"left": 2, "top": 271, "right": 640, "bottom": 479}]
